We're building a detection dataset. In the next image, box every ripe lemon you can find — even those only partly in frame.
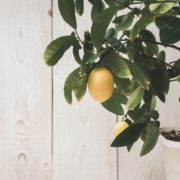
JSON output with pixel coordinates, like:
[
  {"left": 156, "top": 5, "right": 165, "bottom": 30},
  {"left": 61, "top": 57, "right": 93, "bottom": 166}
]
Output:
[
  {"left": 114, "top": 121, "right": 129, "bottom": 137},
  {"left": 88, "top": 67, "right": 114, "bottom": 102}
]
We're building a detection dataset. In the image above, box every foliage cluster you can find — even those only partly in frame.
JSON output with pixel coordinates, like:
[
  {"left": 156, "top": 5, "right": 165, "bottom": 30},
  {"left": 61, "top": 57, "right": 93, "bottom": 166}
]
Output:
[{"left": 44, "top": 0, "right": 180, "bottom": 155}]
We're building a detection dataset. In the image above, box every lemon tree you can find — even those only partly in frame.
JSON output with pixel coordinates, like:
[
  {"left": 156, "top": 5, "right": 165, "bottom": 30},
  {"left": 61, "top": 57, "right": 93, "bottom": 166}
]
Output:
[{"left": 44, "top": 0, "right": 180, "bottom": 156}]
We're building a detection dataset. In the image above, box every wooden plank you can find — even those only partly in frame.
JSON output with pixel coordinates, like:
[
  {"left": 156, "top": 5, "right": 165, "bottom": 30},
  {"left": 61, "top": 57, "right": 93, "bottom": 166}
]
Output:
[
  {"left": 0, "top": 0, "right": 52, "bottom": 179},
  {"left": 52, "top": 1, "right": 117, "bottom": 180}
]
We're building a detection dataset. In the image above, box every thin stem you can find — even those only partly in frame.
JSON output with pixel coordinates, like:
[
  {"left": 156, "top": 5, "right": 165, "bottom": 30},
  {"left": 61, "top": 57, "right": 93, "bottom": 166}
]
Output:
[
  {"left": 75, "top": 30, "right": 84, "bottom": 45},
  {"left": 120, "top": 38, "right": 180, "bottom": 51},
  {"left": 142, "top": 53, "right": 175, "bottom": 68},
  {"left": 170, "top": 78, "right": 178, "bottom": 82},
  {"left": 169, "top": 60, "right": 177, "bottom": 64},
  {"left": 161, "top": 60, "right": 174, "bottom": 68},
  {"left": 114, "top": 0, "right": 177, "bottom": 5},
  {"left": 140, "top": 39, "right": 180, "bottom": 51}
]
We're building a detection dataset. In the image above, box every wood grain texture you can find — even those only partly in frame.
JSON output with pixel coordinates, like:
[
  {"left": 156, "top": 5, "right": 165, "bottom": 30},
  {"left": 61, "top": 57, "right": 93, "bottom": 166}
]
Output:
[
  {"left": 52, "top": 1, "right": 117, "bottom": 180},
  {"left": 0, "top": 0, "right": 52, "bottom": 179}
]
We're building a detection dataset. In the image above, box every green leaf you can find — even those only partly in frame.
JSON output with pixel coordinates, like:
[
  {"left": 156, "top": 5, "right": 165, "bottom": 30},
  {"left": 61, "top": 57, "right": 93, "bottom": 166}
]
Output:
[
  {"left": 73, "top": 47, "right": 82, "bottom": 65},
  {"left": 127, "top": 86, "right": 144, "bottom": 110},
  {"left": 104, "top": 0, "right": 116, "bottom": 6},
  {"left": 150, "top": 110, "right": 159, "bottom": 120},
  {"left": 105, "top": 28, "right": 116, "bottom": 39},
  {"left": 75, "top": 0, "right": 84, "bottom": 16},
  {"left": 127, "top": 144, "right": 133, "bottom": 152},
  {"left": 126, "top": 40, "right": 137, "bottom": 61},
  {"left": 64, "top": 68, "right": 87, "bottom": 104},
  {"left": 155, "top": 16, "right": 180, "bottom": 43},
  {"left": 150, "top": 96, "right": 157, "bottom": 111},
  {"left": 58, "top": 0, "right": 77, "bottom": 29},
  {"left": 114, "top": 77, "right": 132, "bottom": 96},
  {"left": 102, "top": 51, "right": 131, "bottom": 78},
  {"left": 150, "top": 63, "right": 169, "bottom": 102},
  {"left": 174, "top": 59, "right": 180, "bottom": 69},
  {"left": 113, "top": 12, "right": 134, "bottom": 31},
  {"left": 91, "top": 6, "right": 120, "bottom": 49},
  {"left": 149, "top": 2, "right": 175, "bottom": 14},
  {"left": 84, "top": 47, "right": 112, "bottom": 65},
  {"left": 74, "top": 77, "right": 87, "bottom": 101},
  {"left": 130, "top": 14, "right": 152, "bottom": 41},
  {"left": 91, "top": 0, "right": 105, "bottom": 21},
  {"left": 157, "top": 51, "right": 166, "bottom": 62},
  {"left": 111, "top": 123, "right": 147, "bottom": 147},
  {"left": 124, "top": 60, "right": 149, "bottom": 89},
  {"left": 102, "top": 88, "right": 126, "bottom": 115},
  {"left": 140, "top": 123, "right": 159, "bottom": 156},
  {"left": 140, "top": 30, "right": 159, "bottom": 56},
  {"left": 140, "top": 29, "right": 156, "bottom": 41},
  {"left": 176, "top": 76, "right": 180, "bottom": 82},
  {"left": 73, "top": 37, "right": 82, "bottom": 65},
  {"left": 143, "top": 42, "right": 159, "bottom": 57},
  {"left": 44, "top": 36, "right": 75, "bottom": 66}
]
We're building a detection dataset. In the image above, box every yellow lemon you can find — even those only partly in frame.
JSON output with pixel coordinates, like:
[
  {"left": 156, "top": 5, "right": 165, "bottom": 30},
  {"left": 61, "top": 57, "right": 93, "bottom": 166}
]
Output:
[
  {"left": 88, "top": 67, "right": 114, "bottom": 102},
  {"left": 114, "top": 121, "right": 129, "bottom": 137}
]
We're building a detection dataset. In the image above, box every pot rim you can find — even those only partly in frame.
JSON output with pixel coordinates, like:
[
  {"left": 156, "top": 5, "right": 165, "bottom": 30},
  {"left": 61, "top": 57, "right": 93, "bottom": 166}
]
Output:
[{"left": 159, "top": 127, "right": 180, "bottom": 148}]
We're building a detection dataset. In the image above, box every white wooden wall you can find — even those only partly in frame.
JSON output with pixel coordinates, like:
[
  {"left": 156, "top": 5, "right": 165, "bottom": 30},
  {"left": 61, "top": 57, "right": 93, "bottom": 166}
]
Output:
[{"left": 0, "top": 1, "right": 179, "bottom": 180}]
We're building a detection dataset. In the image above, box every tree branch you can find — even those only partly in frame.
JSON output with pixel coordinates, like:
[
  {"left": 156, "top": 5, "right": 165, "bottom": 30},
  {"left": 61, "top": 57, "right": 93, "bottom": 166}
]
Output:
[
  {"left": 113, "top": 0, "right": 177, "bottom": 5},
  {"left": 140, "top": 39, "right": 180, "bottom": 51}
]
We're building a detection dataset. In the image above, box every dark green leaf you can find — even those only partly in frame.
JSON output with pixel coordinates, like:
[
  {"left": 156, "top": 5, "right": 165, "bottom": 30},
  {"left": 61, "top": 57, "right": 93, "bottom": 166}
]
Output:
[
  {"left": 130, "top": 13, "right": 152, "bottom": 41},
  {"left": 73, "top": 47, "right": 82, "bottom": 65},
  {"left": 91, "top": 0, "right": 105, "bottom": 21},
  {"left": 91, "top": 6, "right": 120, "bottom": 49},
  {"left": 124, "top": 60, "right": 150, "bottom": 89},
  {"left": 127, "top": 86, "right": 145, "bottom": 110},
  {"left": 157, "top": 51, "right": 166, "bottom": 62},
  {"left": 143, "top": 42, "right": 159, "bottom": 57},
  {"left": 127, "top": 144, "right": 133, "bottom": 152},
  {"left": 155, "top": 16, "right": 180, "bottom": 43},
  {"left": 84, "top": 47, "right": 112, "bottom": 65},
  {"left": 105, "top": 28, "right": 116, "bottom": 39},
  {"left": 111, "top": 123, "right": 147, "bottom": 147},
  {"left": 73, "top": 38, "right": 82, "bottom": 65},
  {"left": 140, "top": 30, "right": 159, "bottom": 56},
  {"left": 44, "top": 36, "right": 75, "bottom": 66},
  {"left": 103, "top": 51, "right": 131, "bottom": 78},
  {"left": 126, "top": 40, "right": 137, "bottom": 61},
  {"left": 140, "top": 29, "right": 156, "bottom": 41},
  {"left": 58, "top": 0, "right": 77, "bottom": 29},
  {"left": 64, "top": 68, "right": 87, "bottom": 104},
  {"left": 150, "top": 110, "right": 159, "bottom": 120},
  {"left": 172, "top": 6, "right": 180, "bottom": 15},
  {"left": 140, "top": 123, "right": 159, "bottom": 156},
  {"left": 174, "top": 59, "right": 180, "bottom": 69},
  {"left": 102, "top": 88, "right": 126, "bottom": 115},
  {"left": 113, "top": 12, "right": 134, "bottom": 31},
  {"left": 75, "top": 0, "right": 84, "bottom": 16},
  {"left": 150, "top": 63, "right": 169, "bottom": 102},
  {"left": 114, "top": 77, "right": 132, "bottom": 96}
]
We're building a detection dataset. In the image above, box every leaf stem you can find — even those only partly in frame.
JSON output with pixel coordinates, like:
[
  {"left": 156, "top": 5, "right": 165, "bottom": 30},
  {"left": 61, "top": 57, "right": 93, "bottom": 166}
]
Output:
[{"left": 75, "top": 30, "right": 84, "bottom": 45}]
